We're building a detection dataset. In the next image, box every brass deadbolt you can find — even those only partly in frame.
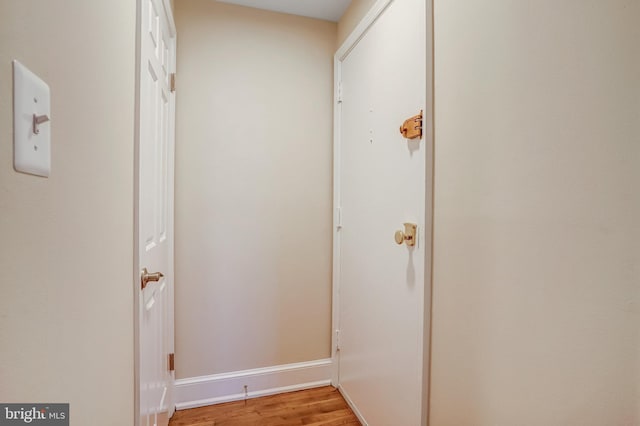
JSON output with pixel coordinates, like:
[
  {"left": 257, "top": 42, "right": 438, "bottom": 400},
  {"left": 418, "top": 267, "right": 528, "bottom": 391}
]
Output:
[
  {"left": 399, "top": 110, "right": 423, "bottom": 140},
  {"left": 395, "top": 223, "right": 417, "bottom": 247}
]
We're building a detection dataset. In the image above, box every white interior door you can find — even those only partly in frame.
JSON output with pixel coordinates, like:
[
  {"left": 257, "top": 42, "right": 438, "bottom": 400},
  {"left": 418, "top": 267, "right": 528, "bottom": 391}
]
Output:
[
  {"left": 335, "top": 0, "right": 429, "bottom": 424},
  {"left": 137, "top": 0, "right": 176, "bottom": 425}
]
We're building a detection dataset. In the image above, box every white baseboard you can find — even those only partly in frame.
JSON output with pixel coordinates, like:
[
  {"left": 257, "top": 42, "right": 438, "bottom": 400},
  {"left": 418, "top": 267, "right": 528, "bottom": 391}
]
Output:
[
  {"left": 175, "top": 358, "right": 333, "bottom": 410},
  {"left": 338, "top": 384, "right": 368, "bottom": 426}
]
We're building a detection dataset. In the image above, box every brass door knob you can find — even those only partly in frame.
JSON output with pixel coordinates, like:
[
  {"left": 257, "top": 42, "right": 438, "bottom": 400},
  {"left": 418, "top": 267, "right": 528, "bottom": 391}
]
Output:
[
  {"left": 394, "top": 223, "right": 417, "bottom": 247},
  {"left": 141, "top": 267, "right": 164, "bottom": 290}
]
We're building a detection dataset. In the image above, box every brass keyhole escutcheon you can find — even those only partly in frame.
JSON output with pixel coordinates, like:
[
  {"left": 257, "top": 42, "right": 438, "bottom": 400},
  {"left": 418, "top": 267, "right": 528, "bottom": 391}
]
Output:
[{"left": 394, "top": 223, "right": 417, "bottom": 247}]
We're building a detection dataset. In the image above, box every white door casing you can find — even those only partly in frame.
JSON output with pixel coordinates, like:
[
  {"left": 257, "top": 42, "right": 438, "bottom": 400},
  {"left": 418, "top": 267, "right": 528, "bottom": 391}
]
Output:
[
  {"left": 332, "top": 0, "right": 432, "bottom": 425},
  {"left": 136, "top": 0, "right": 176, "bottom": 425}
]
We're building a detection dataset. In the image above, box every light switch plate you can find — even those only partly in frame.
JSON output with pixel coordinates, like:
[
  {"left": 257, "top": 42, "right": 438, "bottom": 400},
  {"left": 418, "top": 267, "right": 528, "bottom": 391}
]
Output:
[{"left": 13, "top": 60, "right": 51, "bottom": 177}]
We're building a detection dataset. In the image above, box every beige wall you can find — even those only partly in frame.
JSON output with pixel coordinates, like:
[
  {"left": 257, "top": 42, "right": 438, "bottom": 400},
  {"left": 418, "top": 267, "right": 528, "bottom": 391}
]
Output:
[
  {"left": 0, "top": 1, "right": 135, "bottom": 425},
  {"left": 431, "top": 0, "right": 640, "bottom": 424},
  {"left": 336, "top": 0, "right": 376, "bottom": 47},
  {"left": 174, "top": 0, "right": 336, "bottom": 378}
]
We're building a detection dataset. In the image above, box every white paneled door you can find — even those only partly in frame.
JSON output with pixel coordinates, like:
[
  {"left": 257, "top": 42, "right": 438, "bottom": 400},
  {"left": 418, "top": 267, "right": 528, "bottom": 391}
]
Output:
[
  {"left": 335, "top": 0, "right": 430, "bottom": 424},
  {"left": 137, "top": 0, "right": 176, "bottom": 425}
]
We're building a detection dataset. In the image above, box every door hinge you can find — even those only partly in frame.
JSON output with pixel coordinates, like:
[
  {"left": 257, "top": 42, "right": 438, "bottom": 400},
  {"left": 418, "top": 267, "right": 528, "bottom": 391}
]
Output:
[
  {"left": 335, "top": 329, "right": 341, "bottom": 352},
  {"left": 168, "top": 353, "right": 175, "bottom": 372},
  {"left": 335, "top": 207, "right": 342, "bottom": 230},
  {"left": 337, "top": 82, "right": 343, "bottom": 103},
  {"left": 170, "top": 73, "right": 176, "bottom": 93}
]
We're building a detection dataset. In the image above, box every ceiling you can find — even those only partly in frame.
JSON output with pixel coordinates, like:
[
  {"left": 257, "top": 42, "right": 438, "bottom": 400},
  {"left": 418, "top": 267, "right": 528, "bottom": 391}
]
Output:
[{"left": 216, "top": 0, "right": 352, "bottom": 22}]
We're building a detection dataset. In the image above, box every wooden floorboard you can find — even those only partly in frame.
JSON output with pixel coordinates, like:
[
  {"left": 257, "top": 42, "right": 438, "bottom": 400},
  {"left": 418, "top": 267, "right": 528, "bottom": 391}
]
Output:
[{"left": 169, "top": 386, "right": 361, "bottom": 426}]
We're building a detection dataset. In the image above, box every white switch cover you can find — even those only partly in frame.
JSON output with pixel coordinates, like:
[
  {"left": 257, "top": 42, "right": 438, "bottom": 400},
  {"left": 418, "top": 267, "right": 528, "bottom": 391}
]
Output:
[{"left": 13, "top": 60, "right": 51, "bottom": 177}]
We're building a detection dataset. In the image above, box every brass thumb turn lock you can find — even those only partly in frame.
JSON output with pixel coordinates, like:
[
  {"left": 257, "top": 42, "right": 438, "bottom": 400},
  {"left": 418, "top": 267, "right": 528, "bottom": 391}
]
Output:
[
  {"left": 395, "top": 223, "right": 417, "bottom": 247},
  {"left": 399, "top": 110, "right": 423, "bottom": 140}
]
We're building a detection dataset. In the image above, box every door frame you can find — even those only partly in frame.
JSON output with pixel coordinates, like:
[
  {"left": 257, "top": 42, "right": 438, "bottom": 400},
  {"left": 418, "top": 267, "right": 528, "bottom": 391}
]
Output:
[
  {"left": 134, "top": 0, "right": 177, "bottom": 424},
  {"left": 331, "top": 0, "right": 434, "bottom": 423}
]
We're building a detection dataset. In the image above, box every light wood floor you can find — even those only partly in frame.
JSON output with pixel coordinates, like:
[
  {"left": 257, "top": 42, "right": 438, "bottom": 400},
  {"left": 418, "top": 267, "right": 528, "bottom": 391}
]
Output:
[{"left": 169, "top": 386, "right": 360, "bottom": 426}]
